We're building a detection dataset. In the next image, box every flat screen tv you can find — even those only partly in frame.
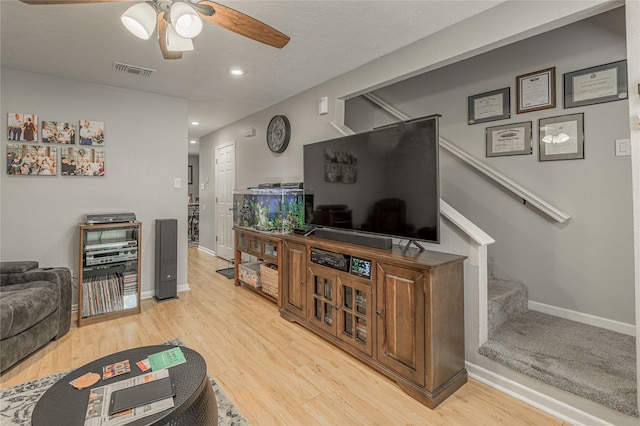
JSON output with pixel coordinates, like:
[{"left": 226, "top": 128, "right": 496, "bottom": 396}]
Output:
[{"left": 303, "top": 114, "right": 440, "bottom": 246}]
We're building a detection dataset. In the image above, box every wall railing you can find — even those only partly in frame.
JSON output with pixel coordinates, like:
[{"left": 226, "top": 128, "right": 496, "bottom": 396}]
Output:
[{"left": 360, "top": 93, "right": 571, "bottom": 224}]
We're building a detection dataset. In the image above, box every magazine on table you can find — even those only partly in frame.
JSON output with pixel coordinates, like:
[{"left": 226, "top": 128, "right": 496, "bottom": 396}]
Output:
[{"left": 84, "top": 369, "right": 174, "bottom": 426}]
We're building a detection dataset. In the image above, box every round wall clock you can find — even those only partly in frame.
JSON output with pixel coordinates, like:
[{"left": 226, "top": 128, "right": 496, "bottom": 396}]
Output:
[{"left": 266, "top": 115, "right": 291, "bottom": 153}]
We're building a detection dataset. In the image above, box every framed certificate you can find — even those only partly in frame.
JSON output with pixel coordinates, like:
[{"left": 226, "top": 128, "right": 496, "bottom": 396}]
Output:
[
  {"left": 467, "top": 87, "right": 510, "bottom": 125},
  {"left": 564, "top": 60, "right": 628, "bottom": 108},
  {"left": 516, "top": 67, "right": 556, "bottom": 114},
  {"left": 485, "top": 122, "right": 532, "bottom": 157},
  {"left": 538, "top": 113, "right": 584, "bottom": 162}
]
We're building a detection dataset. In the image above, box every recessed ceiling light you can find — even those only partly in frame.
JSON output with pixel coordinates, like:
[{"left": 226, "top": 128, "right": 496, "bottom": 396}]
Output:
[
  {"left": 190, "top": 140, "right": 197, "bottom": 144},
  {"left": 191, "top": 121, "right": 199, "bottom": 125},
  {"left": 229, "top": 68, "right": 245, "bottom": 76}
]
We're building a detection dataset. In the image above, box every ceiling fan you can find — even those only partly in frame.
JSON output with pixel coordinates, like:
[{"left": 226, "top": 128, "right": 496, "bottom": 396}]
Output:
[{"left": 19, "top": 0, "right": 290, "bottom": 60}]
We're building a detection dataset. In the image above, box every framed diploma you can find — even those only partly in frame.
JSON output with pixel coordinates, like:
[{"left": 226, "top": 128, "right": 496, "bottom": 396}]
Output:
[
  {"left": 538, "top": 113, "right": 584, "bottom": 162},
  {"left": 516, "top": 67, "right": 556, "bottom": 114},
  {"left": 564, "top": 60, "right": 628, "bottom": 108},
  {"left": 485, "top": 122, "right": 532, "bottom": 157},
  {"left": 467, "top": 87, "right": 510, "bottom": 125}
]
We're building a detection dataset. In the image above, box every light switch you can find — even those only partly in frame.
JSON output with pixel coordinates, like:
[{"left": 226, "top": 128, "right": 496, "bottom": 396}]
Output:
[
  {"left": 174, "top": 178, "right": 181, "bottom": 188},
  {"left": 615, "top": 139, "right": 631, "bottom": 157}
]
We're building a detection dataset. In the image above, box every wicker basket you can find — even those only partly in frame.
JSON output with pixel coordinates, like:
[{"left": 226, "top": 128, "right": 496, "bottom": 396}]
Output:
[{"left": 260, "top": 263, "right": 278, "bottom": 298}]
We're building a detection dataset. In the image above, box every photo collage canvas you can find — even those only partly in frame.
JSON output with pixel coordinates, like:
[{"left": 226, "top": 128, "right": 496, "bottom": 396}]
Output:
[{"left": 6, "top": 113, "right": 105, "bottom": 177}]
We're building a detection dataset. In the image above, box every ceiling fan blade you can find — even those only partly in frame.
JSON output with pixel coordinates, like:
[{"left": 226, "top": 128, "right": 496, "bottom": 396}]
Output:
[
  {"left": 158, "top": 12, "right": 183, "bottom": 60},
  {"left": 196, "top": 1, "right": 290, "bottom": 49},
  {"left": 20, "top": 0, "right": 130, "bottom": 4}
]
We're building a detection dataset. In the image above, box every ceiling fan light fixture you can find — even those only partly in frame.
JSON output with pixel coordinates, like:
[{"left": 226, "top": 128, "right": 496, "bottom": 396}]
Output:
[
  {"left": 166, "top": 24, "right": 194, "bottom": 52},
  {"left": 170, "top": 2, "right": 203, "bottom": 39},
  {"left": 121, "top": 2, "right": 157, "bottom": 40}
]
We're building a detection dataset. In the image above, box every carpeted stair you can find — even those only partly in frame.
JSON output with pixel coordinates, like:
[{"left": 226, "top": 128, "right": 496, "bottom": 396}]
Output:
[
  {"left": 487, "top": 278, "right": 528, "bottom": 337},
  {"left": 480, "top": 278, "right": 638, "bottom": 417}
]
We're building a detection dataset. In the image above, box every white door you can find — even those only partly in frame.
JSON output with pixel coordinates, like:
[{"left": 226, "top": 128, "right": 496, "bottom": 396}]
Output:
[{"left": 215, "top": 142, "right": 235, "bottom": 261}]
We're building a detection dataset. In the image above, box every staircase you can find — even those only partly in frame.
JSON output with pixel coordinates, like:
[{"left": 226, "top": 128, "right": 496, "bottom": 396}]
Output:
[{"left": 480, "top": 276, "right": 638, "bottom": 417}]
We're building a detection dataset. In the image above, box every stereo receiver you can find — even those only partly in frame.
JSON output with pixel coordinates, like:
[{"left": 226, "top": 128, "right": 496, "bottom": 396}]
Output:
[{"left": 85, "top": 241, "right": 138, "bottom": 266}]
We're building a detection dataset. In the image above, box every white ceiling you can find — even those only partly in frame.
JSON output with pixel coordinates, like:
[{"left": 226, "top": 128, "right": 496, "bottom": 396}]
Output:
[{"left": 1, "top": 0, "right": 504, "bottom": 153}]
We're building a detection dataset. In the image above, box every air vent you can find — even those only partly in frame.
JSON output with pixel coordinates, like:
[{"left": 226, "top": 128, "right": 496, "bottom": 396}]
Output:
[{"left": 112, "top": 62, "right": 156, "bottom": 77}]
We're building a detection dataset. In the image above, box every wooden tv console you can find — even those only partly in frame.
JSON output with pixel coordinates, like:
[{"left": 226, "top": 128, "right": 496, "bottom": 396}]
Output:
[{"left": 234, "top": 228, "right": 467, "bottom": 408}]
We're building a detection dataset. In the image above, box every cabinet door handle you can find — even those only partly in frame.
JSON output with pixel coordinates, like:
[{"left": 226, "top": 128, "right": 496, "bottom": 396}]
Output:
[
  {"left": 300, "top": 280, "right": 305, "bottom": 285},
  {"left": 376, "top": 310, "right": 383, "bottom": 316}
]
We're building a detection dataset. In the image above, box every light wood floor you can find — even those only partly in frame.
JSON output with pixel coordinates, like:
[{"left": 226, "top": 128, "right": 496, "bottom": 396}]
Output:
[{"left": 1, "top": 248, "right": 567, "bottom": 425}]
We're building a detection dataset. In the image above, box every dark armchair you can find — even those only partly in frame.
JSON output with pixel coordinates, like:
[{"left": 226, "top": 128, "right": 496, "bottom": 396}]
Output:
[{"left": 0, "top": 261, "right": 72, "bottom": 373}]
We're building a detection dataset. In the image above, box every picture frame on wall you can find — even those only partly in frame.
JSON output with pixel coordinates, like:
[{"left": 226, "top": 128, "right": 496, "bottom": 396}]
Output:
[
  {"left": 563, "top": 60, "right": 628, "bottom": 108},
  {"left": 41, "top": 120, "right": 77, "bottom": 144},
  {"left": 6, "top": 144, "right": 57, "bottom": 175},
  {"left": 60, "top": 146, "right": 105, "bottom": 176},
  {"left": 78, "top": 120, "right": 105, "bottom": 146},
  {"left": 467, "top": 87, "right": 510, "bottom": 125},
  {"left": 538, "top": 113, "right": 584, "bottom": 162},
  {"left": 485, "top": 122, "right": 532, "bottom": 157},
  {"left": 516, "top": 67, "right": 556, "bottom": 114},
  {"left": 7, "top": 113, "right": 38, "bottom": 142}
]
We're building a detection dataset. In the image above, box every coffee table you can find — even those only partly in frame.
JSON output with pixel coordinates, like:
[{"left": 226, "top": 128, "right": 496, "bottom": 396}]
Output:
[{"left": 32, "top": 345, "right": 218, "bottom": 425}]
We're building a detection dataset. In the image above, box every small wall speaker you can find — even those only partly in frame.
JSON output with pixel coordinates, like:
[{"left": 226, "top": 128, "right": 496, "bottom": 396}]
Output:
[{"left": 318, "top": 97, "right": 329, "bottom": 115}]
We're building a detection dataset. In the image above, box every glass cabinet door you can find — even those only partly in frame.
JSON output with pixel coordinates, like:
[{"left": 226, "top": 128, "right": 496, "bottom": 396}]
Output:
[
  {"left": 337, "top": 277, "right": 373, "bottom": 356},
  {"left": 237, "top": 232, "right": 248, "bottom": 251},
  {"left": 249, "top": 237, "right": 262, "bottom": 253},
  {"left": 307, "top": 267, "right": 337, "bottom": 334}
]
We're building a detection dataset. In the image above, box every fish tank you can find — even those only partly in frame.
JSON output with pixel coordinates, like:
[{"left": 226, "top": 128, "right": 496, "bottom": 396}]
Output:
[{"left": 233, "top": 186, "right": 311, "bottom": 234}]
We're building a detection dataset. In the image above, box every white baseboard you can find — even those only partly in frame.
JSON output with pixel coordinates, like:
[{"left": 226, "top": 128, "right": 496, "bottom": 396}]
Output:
[
  {"left": 141, "top": 283, "right": 190, "bottom": 300},
  {"left": 466, "top": 362, "right": 615, "bottom": 426},
  {"left": 528, "top": 301, "right": 635, "bottom": 336},
  {"left": 197, "top": 246, "right": 216, "bottom": 257}
]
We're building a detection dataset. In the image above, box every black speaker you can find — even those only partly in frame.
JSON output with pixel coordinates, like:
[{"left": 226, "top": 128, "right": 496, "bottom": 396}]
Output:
[
  {"left": 154, "top": 218, "right": 178, "bottom": 301},
  {"left": 315, "top": 228, "right": 392, "bottom": 250}
]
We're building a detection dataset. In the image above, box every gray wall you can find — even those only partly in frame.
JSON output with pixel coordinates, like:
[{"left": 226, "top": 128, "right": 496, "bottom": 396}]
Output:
[
  {"left": 1, "top": 69, "right": 189, "bottom": 303},
  {"left": 198, "top": 2, "right": 637, "bottom": 326},
  {"left": 346, "top": 8, "right": 634, "bottom": 324}
]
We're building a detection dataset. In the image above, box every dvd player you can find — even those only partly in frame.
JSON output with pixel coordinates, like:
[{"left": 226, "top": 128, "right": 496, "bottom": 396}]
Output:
[{"left": 85, "top": 240, "right": 137, "bottom": 251}]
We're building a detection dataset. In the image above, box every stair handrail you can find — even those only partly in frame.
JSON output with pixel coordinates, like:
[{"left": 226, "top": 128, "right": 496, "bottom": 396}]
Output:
[{"left": 361, "top": 93, "right": 571, "bottom": 224}]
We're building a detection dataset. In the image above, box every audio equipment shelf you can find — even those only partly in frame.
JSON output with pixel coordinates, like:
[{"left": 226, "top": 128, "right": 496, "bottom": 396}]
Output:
[{"left": 78, "top": 221, "right": 141, "bottom": 327}]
